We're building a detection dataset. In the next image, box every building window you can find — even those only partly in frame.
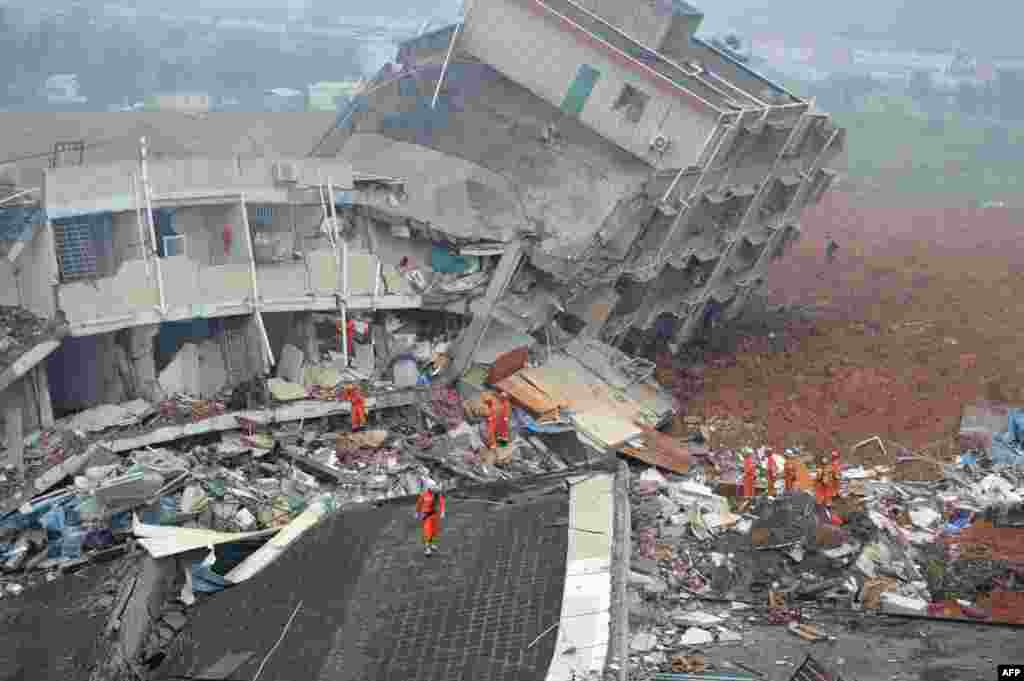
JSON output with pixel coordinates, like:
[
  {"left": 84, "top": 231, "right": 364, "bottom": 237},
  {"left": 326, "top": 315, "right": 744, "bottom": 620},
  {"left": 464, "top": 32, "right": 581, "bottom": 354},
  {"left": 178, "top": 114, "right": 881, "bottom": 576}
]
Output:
[
  {"left": 613, "top": 84, "right": 649, "bottom": 123},
  {"left": 254, "top": 206, "right": 273, "bottom": 224},
  {"left": 53, "top": 219, "right": 99, "bottom": 281},
  {"left": 561, "top": 64, "right": 601, "bottom": 116},
  {"left": 163, "top": 234, "right": 187, "bottom": 257}
]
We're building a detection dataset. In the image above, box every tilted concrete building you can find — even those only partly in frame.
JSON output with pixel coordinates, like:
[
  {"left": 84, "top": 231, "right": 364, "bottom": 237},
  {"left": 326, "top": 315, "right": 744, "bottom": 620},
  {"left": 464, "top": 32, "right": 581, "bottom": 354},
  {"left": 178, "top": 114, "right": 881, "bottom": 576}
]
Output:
[{"left": 313, "top": 0, "right": 844, "bottom": 368}]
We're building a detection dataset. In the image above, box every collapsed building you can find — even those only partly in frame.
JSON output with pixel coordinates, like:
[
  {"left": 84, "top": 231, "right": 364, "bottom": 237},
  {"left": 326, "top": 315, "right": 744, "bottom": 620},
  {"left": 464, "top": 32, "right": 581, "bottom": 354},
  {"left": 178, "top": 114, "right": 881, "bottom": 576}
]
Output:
[{"left": 0, "top": 0, "right": 843, "bottom": 452}]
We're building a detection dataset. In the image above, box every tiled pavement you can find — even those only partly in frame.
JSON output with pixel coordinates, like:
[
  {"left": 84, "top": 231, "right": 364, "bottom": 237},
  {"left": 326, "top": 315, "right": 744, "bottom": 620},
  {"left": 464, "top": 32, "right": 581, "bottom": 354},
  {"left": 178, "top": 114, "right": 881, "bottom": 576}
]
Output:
[{"left": 164, "top": 484, "right": 571, "bottom": 681}]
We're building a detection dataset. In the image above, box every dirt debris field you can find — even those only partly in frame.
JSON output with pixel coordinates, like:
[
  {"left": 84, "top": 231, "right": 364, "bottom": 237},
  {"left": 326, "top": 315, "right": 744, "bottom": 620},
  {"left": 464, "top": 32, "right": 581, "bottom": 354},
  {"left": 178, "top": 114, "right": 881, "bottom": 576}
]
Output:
[{"left": 663, "top": 191, "right": 1024, "bottom": 479}]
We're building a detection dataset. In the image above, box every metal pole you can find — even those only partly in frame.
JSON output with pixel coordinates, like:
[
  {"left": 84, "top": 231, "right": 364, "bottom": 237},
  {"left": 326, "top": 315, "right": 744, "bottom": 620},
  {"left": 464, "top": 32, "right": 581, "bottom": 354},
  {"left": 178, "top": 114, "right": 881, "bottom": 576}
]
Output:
[
  {"left": 0, "top": 188, "right": 38, "bottom": 206},
  {"left": 139, "top": 137, "right": 166, "bottom": 314},
  {"left": 432, "top": 22, "right": 462, "bottom": 110},
  {"left": 130, "top": 173, "right": 150, "bottom": 277},
  {"left": 241, "top": 193, "right": 275, "bottom": 368},
  {"left": 327, "top": 178, "right": 349, "bottom": 367}
]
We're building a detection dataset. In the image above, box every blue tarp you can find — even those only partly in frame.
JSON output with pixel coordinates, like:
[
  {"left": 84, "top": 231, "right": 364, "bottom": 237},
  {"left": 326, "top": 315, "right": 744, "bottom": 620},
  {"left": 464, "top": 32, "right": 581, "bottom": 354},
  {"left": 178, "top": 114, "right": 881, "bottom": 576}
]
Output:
[
  {"left": 512, "top": 407, "right": 574, "bottom": 434},
  {"left": 430, "top": 245, "right": 475, "bottom": 273},
  {"left": 0, "top": 205, "right": 43, "bottom": 242}
]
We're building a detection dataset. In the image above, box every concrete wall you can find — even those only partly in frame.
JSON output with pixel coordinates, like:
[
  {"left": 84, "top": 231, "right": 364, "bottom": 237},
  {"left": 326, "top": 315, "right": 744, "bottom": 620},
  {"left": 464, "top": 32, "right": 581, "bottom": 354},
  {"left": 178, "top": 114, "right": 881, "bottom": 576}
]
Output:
[
  {"left": 571, "top": 0, "right": 672, "bottom": 49},
  {"left": 45, "top": 158, "right": 355, "bottom": 219},
  {"left": 0, "top": 262, "right": 20, "bottom": 307},
  {"left": 16, "top": 220, "right": 57, "bottom": 319},
  {"left": 459, "top": 0, "right": 719, "bottom": 168},
  {"left": 58, "top": 260, "right": 159, "bottom": 330}
]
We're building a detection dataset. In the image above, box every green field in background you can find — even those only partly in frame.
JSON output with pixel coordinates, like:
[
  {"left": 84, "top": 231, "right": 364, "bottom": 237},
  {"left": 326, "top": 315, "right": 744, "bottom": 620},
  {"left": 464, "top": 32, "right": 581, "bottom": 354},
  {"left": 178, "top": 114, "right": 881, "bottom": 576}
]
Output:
[{"left": 830, "top": 94, "right": 1024, "bottom": 199}]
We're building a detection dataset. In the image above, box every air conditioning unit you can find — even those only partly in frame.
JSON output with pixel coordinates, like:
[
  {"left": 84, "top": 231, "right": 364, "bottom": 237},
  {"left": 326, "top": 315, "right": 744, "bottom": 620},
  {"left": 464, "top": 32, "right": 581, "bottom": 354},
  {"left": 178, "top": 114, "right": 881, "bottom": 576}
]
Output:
[
  {"left": 273, "top": 161, "right": 299, "bottom": 184},
  {"left": 650, "top": 134, "right": 671, "bottom": 153}
]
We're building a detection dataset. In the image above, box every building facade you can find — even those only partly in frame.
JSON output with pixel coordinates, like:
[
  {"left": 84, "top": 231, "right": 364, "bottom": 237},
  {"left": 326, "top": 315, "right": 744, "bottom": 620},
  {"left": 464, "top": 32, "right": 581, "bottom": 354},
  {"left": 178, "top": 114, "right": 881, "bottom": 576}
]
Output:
[{"left": 314, "top": 0, "right": 844, "bottom": 360}]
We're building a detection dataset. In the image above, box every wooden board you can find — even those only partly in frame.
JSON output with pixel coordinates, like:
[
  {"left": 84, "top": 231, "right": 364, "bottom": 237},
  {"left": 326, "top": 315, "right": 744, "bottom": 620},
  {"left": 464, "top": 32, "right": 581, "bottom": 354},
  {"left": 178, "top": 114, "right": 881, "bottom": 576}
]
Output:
[{"left": 494, "top": 373, "right": 562, "bottom": 416}]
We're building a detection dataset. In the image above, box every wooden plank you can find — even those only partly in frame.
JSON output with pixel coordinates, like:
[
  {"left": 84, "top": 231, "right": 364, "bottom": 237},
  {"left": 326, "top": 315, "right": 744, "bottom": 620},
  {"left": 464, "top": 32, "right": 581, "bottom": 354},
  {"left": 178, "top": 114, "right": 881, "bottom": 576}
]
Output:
[
  {"left": 619, "top": 424, "right": 695, "bottom": 474},
  {"left": 494, "top": 373, "right": 561, "bottom": 415}
]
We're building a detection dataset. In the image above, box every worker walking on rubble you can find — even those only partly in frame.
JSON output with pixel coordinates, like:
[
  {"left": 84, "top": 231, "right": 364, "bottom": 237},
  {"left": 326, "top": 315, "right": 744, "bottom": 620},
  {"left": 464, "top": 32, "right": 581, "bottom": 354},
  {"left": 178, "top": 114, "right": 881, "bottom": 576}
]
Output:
[
  {"left": 783, "top": 457, "right": 797, "bottom": 493},
  {"left": 765, "top": 450, "right": 777, "bottom": 496},
  {"left": 742, "top": 454, "right": 755, "bottom": 497},
  {"left": 495, "top": 391, "right": 512, "bottom": 446},
  {"left": 815, "top": 454, "right": 836, "bottom": 506},
  {"left": 483, "top": 394, "right": 498, "bottom": 449},
  {"left": 415, "top": 484, "right": 446, "bottom": 556},
  {"left": 343, "top": 384, "right": 367, "bottom": 430},
  {"left": 830, "top": 450, "right": 842, "bottom": 500}
]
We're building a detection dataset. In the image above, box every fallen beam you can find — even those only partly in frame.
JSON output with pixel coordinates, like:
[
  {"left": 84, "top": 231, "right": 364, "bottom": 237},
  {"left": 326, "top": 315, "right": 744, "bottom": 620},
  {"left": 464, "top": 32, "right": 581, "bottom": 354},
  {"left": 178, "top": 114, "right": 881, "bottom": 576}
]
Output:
[
  {"left": 103, "top": 390, "right": 422, "bottom": 454},
  {"left": 278, "top": 445, "right": 346, "bottom": 483},
  {"left": 0, "top": 339, "right": 61, "bottom": 395}
]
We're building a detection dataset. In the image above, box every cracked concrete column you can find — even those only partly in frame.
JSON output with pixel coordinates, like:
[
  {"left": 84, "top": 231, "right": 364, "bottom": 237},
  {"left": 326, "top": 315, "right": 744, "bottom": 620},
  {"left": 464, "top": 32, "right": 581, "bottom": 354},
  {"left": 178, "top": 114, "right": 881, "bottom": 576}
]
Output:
[
  {"left": 4, "top": 405, "right": 23, "bottom": 474},
  {"left": 128, "top": 324, "right": 164, "bottom": 403},
  {"left": 302, "top": 312, "right": 318, "bottom": 363},
  {"left": 33, "top": 364, "right": 54, "bottom": 428}
]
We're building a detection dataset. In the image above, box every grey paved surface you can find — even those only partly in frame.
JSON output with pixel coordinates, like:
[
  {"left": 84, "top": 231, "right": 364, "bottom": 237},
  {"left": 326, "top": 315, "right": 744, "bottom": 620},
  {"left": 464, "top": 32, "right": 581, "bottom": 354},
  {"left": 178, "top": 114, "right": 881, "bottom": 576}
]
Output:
[
  {"left": 0, "top": 560, "right": 120, "bottom": 681},
  {"left": 164, "top": 483, "right": 571, "bottom": 681}
]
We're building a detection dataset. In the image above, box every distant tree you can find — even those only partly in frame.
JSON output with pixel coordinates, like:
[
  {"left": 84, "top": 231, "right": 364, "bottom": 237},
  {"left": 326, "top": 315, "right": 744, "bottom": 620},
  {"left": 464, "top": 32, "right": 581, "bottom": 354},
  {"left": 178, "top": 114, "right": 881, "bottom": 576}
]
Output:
[
  {"left": 908, "top": 70, "right": 932, "bottom": 100},
  {"left": 957, "top": 82, "right": 978, "bottom": 115}
]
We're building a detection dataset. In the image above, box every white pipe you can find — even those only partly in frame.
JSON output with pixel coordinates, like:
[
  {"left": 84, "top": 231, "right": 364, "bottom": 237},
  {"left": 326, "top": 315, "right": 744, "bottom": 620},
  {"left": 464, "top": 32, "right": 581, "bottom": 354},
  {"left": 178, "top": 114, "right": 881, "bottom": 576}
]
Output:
[
  {"left": 130, "top": 173, "right": 150, "bottom": 277},
  {"left": 0, "top": 188, "right": 39, "bottom": 206},
  {"left": 432, "top": 22, "right": 462, "bottom": 109},
  {"left": 326, "top": 178, "right": 349, "bottom": 366},
  {"left": 139, "top": 137, "right": 167, "bottom": 314},
  {"left": 340, "top": 301, "right": 349, "bottom": 366},
  {"left": 240, "top": 194, "right": 275, "bottom": 368}
]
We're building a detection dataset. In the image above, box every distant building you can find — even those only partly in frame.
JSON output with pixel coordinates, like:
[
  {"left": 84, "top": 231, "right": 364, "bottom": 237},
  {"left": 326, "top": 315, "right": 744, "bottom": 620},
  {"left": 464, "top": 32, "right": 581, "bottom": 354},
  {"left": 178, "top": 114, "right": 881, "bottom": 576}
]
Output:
[
  {"left": 306, "top": 80, "right": 365, "bottom": 112},
  {"left": 264, "top": 88, "right": 305, "bottom": 112},
  {"left": 145, "top": 93, "right": 212, "bottom": 113},
  {"left": 43, "top": 74, "right": 88, "bottom": 105}
]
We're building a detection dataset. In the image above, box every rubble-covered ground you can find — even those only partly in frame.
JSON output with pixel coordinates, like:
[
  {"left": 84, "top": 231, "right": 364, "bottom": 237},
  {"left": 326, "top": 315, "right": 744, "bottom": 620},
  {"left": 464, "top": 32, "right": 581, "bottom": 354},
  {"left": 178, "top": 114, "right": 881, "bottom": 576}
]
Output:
[
  {"left": 0, "top": 305, "right": 65, "bottom": 373},
  {"left": 662, "top": 191, "right": 1024, "bottom": 479}
]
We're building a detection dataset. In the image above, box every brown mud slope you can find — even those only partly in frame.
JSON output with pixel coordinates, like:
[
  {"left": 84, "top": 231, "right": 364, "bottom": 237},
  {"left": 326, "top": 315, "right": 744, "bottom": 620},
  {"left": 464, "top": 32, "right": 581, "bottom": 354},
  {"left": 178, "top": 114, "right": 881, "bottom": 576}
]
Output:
[{"left": 672, "top": 191, "right": 1024, "bottom": 477}]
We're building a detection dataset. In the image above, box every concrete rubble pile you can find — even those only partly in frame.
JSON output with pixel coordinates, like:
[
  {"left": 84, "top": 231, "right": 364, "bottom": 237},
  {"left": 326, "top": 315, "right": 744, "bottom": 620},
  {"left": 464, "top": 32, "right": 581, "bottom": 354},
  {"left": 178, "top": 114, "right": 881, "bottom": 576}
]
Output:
[
  {"left": 0, "top": 306, "right": 680, "bottom": 672},
  {"left": 624, "top": 411, "right": 1024, "bottom": 679}
]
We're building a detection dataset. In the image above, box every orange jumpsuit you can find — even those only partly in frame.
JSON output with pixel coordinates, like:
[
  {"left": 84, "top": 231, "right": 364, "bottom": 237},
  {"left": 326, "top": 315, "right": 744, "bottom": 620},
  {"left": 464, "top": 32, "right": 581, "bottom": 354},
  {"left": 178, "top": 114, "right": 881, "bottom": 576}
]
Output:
[
  {"left": 830, "top": 451, "right": 842, "bottom": 500},
  {"left": 483, "top": 397, "right": 498, "bottom": 449},
  {"left": 415, "top": 489, "right": 446, "bottom": 546},
  {"left": 783, "top": 458, "right": 797, "bottom": 492},
  {"left": 765, "top": 453, "right": 777, "bottom": 495},
  {"left": 345, "top": 385, "right": 367, "bottom": 429},
  {"left": 496, "top": 395, "right": 511, "bottom": 443},
  {"left": 742, "top": 455, "right": 756, "bottom": 497},
  {"left": 816, "top": 459, "right": 835, "bottom": 506}
]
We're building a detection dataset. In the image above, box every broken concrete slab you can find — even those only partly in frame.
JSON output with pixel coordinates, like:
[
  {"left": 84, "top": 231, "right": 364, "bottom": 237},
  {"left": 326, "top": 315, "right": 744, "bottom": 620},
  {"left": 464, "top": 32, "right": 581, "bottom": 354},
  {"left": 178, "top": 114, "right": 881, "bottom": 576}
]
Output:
[
  {"left": 62, "top": 399, "right": 153, "bottom": 434},
  {"left": 276, "top": 344, "right": 304, "bottom": 383},
  {"left": 630, "top": 632, "right": 657, "bottom": 652}
]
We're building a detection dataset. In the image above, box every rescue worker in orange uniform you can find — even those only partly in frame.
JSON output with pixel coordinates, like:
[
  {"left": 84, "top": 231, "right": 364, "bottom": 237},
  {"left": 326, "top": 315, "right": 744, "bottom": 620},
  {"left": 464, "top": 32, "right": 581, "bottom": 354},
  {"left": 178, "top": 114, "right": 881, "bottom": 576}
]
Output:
[
  {"left": 742, "top": 454, "right": 756, "bottom": 498},
  {"left": 765, "top": 450, "right": 777, "bottom": 497},
  {"left": 830, "top": 450, "right": 842, "bottom": 500},
  {"left": 815, "top": 454, "right": 835, "bottom": 506},
  {"left": 344, "top": 384, "right": 367, "bottom": 430},
  {"left": 495, "top": 391, "right": 512, "bottom": 445},
  {"left": 483, "top": 395, "right": 498, "bottom": 449},
  {"left": 783, "top": 457, "right": 798, "bottom": 493},
  {"left": 415, "top": 485, "right": 446, "bottom": 556}
]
